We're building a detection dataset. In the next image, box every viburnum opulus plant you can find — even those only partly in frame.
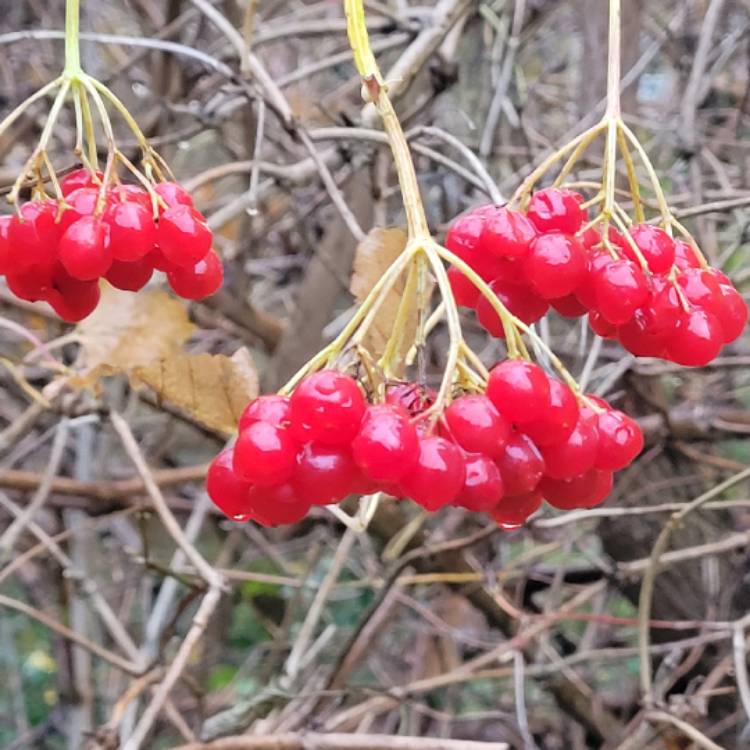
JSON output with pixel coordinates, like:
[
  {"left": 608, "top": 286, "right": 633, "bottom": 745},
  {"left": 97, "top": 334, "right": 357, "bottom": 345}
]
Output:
[
  {"left": 203, "top": 0, "right": 725, "bottom": 531},
  {"left": 0, "top": 0, "right": 222, "bottom": 322}
]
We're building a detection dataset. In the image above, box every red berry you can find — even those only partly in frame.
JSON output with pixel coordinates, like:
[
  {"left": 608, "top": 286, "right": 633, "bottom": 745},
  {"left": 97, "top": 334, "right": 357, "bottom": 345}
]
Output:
[
  {"left": 444, "top": 394, "right": 510, "bottom": 457},
  {"left": 148, "top": 247, "right": 179, "bottom": 273},
  {"left": 540, "top": 411, "right": 599, "bottom": 480},
  {"left": 445, "top": 207, "right": 509, "bottom": 281},
  {"left": 352, "top": 404, "right": 419, "bottom": 484},
  {"left": 448, "top": 266, "right": 480, "bottom": 307},
  {"left": 239, "top": 395, "right": 292, "bottom": 432},
  {"left": 579, "top": 226, "right": 601, "bottom": 249},
  {"left": 60, "top": 187, "right": 100, "bottom": 231},
  {"left": 491, "top": 490, "right": 542, "bottom": 529},
  {"left": 677, "top": 268, "right": 723, "bottom": 312},
  {"left": 524, "top": 232, "right": 587, "bottom": 299},
  {"left": 527, "top": 188, "right": 586, "bottom": 234},
  {"left": 106, "top": 200, "right": 156, "bottom": 261},
  {"left": 595, "top": 408, "right": 643, "bottom": 470},
  {"left": 664, "top": 308, "right": 723, "bottom": 366},
  {"left": 58, "top": 216, "right": 112, "bottom": 280},
  {"left": 6, "top": 265, "right": 54, "bottom": 302},
  {"left": 588, "top": 310, "right": 617, "bottom": 339},
  {"left": 674, "top": 240, "right": 702, "bottom": 271},
  {"left": 456, "top": 454, "right": 504, "bottom": 512},
  {"left": 8, "top": 200, "right": 61, "bottom": 272},
  {"left": 60, "top": 168, "right": 102, "bottom": 196},
  {"left": 593, "top": 259, "right": 650, "bottom": 325},
  {"left": 616, "top": 306, "right": 666, "bottom": 357},
  {"left": 480, "top": 206, "right": 537, "bottom": 259},
  {"left": 166, "top": 250, "right": 223, "bottom": 299},
  {"left": 105, "top": 257, "right": 154, "bottom": 291},
  {"left": 495, "top": 432, "right": 545, "bottom": 496},
  {"left": 292, "top": 442, "right": 359, "bottom": 505},
  {"left": 158, "top": 205, "right": 212, "bottom": 267},
  {"left": 625, "top": 225, "right": 676, "bottom": 274},
  {"left": 233, "top": 422, "right": 297, "bottom": 486},
  {"left": 713, "top": 276, "right": 748, "bottom": 343},
  {"left": 0, "top": 215, "right": 10, "bottom": 274},
  {"left": 290, "top": 370, "right": 365, "bottom": 445},
  {"left": 486, "top": 360, "right": 550, "bottom": 425},
  {"left": 112, "top": 184, "right": 152, "bottom": 208},
  {"left": 551, "top": 294, "right": 588, "bottom": 318},
  {"left": 575, "top": 250, "right": 612, "bottom": 309},
  {"left": 400, "top": 436, "right": 465, "bottom": 511},
  {"left": 475, "top": 279, "right": 549, "bottom": 337},
  {"left": 540, "top": 468, "right": 613, "bottom": 510},
  {"left": 155, "top": 181, "right": 194, "bottom": 209},
  {"left": 206, "top": 448, "right": 252, "bottom": 518},
  {"left": 247, "top": 483, "right": 310, "bottom": 526},
  {"left": 522, "top": 378, "right": 579, "bottom": 446},
  {"left": 48, "top": 267, "right": 100, "bottom": 322}
]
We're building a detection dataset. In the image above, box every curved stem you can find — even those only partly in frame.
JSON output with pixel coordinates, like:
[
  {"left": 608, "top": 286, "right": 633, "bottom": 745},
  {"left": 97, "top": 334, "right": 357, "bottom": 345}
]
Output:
[
  {"left": 344, "top": 0, "right": 429, "bottom": 239},
  {"left": 65, "top": 0, "right": 82, "bottom": 75}
]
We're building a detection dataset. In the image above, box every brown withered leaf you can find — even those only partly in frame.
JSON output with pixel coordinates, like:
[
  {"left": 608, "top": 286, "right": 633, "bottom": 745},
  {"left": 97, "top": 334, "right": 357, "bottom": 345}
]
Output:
[
  {"left": 350, "top": 227, "right": 427, "bottom": 372},
  {"left": 71, "top": 287, "right": 195, "bottom": 386},
  {"left": 132, "top": 347, "right": 259, "bottom": 436}
]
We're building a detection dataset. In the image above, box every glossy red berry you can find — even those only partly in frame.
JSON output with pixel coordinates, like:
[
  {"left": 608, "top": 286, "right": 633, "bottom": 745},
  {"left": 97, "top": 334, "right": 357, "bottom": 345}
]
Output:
[
  {"left": 5, "top": 265, "right": 55, "bottom": 301},
  {"left": 595, "top": 408, "right": 643, "bottom": 470},
  {"left": 48, "top": 267, "right": 100, "bottom": 322},
  {"left": 524, "top": 232, "right": 587, "bottom": 299},
  {"left": 527, "top": 188, "right": 586, "bottom": 234},
  {"left": 445, "top": 208, "right": 508, "bottom": 281},
  {"left": 166, "top": 250, "right": 223, "bottom": 299},
  {"left": 540, "top": 411, "right": 599, "bottom": 480},
  {"left": 616, "top": 306, "right": 666, "bottom": 357},
  {"left": 674, "top": 240, "right": 701, "bottom": 271},
  {"left": 551, "top": 294, "right": 588, "bottom": 318},
  {"left": 448, "top": 266, "right": 480, "bottom": 308},
  {"left": 352, "top": 404, "right": 419, "bottom": 483},
  {"left": 400, "top": 436, "right": 466, "bottom": 511},
  {"left": 522, "top": 378, "right": 579, "bottom": 447},
  {"left": 106, "top": 201, "right": 156, "bottom": 261},
  {"left": 233, "top": 422, "right": 297, "bottom": 486},
  {"left": 292, "top": 442, "right": 359, "bottom": 505},
  {"left": 456, "top": 454, "right": 504, "bottom": 512},
  {"left": 158, "top": 205, "right": 212, "bottom": 267},
  {"left": 664, "top": 308, "right": 723, "bottom": 366},
  {"left": 444, "top": 395, "right": 510, "bottom": 458},
  {"left": 593, "top": 259, "right": 650, "bottom": 324},
  {"left": 112, "top": 184, "right": 152, "bottom": 208},
  {"left": 481, "top": 206, "right": 537, "bottom": 259},
  {"left": 495, "top": 432, "right": 545, "bottom": 496},
  {"left": 625, "top": 225, "right": 676, "bottom": 274},
  {"left": 9, "top": 200, "right": 60, "bottom": 271},
  {"left": 239, "top": 395, "right": 292, "bottom": 432},
  {"left": 290, "top": 370, "right": 365, "bottom": 445},
  {"left": 588, "top": 311, "right": 617, "bottom": 339},
  {"left": 60, "top": 168, "right": 102, "bottom": 196},
  {"left": 105, "top": 257, "right": 154, "bottom": 291},
  {"left": 58, "top": 216, "right": 112, "bottom": 280},
  {"left": 575, "top": 250, "right": 612, "bottom": 309},
  {"left": 487, "top": 360, "right": 551, "bottom": 425},
  {"left": 491, "top": 490, "right": 542, "bottom": 529},
  {"left": 713, "top": 275, "right": 748, "bottom": 343},
  {"left": 475, "top": 279, "right": 549, "bottom": 337},
  {"left": 676, "top": 268, "right": 723, "bottom": 312},
  {"left": 247, "top": 483, "right": 310, "bottom": 526},
  {"left": 540, "top": 468, "right": 613, "bottom": 510},
  {"left": 155, "top": 181, "right": 193, "bottom": 209},
  {"left": 60, "top": 187, "right": 100, "bottom": 231},
  {"left": 206, "top": 449, "right": 253, "bottom": 519}
]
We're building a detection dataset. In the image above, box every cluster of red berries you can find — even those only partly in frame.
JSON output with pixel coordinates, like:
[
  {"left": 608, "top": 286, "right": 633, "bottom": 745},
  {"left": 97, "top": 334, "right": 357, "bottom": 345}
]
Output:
[
  {"left": 447, "top": 188, "right": 747, "bottom": 366},
  {"left": 207, "top": 361, "right": 643, "bottom": 528},
  {"left": 0, "top": 169, "right": 223, "bottom": 321}
]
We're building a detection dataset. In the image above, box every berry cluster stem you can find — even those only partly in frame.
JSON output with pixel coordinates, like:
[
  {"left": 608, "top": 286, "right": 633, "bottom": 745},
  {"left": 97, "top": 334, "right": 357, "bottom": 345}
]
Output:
[{"left": 64, "top": 0, "right": 82, "bottom": 75}]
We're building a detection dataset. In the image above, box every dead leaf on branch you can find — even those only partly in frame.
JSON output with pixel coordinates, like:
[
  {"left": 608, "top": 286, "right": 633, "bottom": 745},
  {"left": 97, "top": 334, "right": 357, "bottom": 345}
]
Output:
[
  {"left": 71, "top": 287, "right": 195, "bottom": 386},
  {"left": 350, "top": 227, "right": 430, "bottom": 373},
  {"left": 63, "top": 286, "right": 258, "bottom": 435},
  {"left": 133, "top": 348, "right": 259, "bottom": 436}
]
